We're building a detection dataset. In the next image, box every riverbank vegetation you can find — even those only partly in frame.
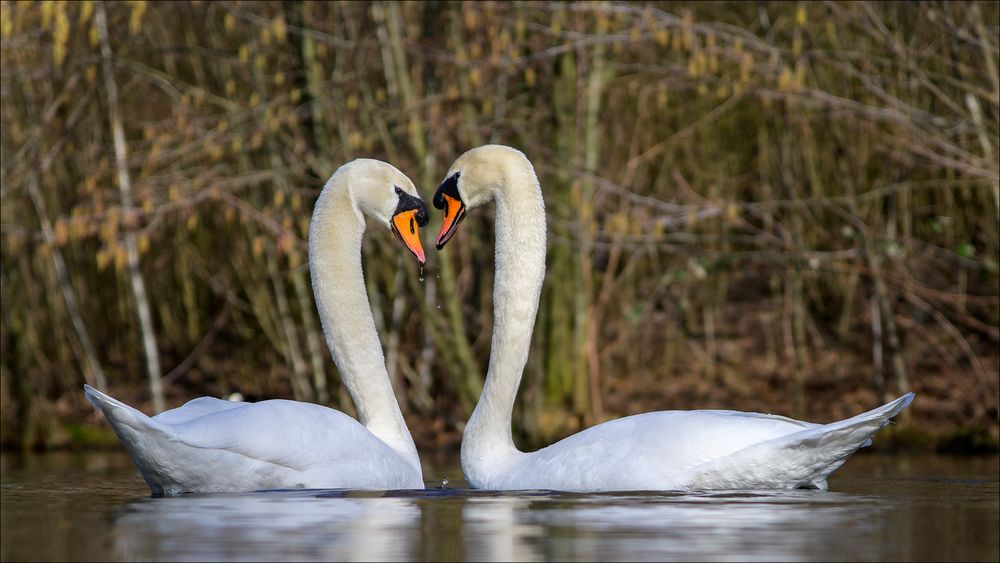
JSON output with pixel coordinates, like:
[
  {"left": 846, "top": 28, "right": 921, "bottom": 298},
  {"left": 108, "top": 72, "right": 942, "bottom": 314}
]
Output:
[{"left": 1, "top": 1, "right": 997, "bottom": 452}]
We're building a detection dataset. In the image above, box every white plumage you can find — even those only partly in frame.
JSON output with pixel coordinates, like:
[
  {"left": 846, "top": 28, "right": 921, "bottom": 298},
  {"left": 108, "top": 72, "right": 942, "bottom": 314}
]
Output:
[
  {"left": 463, "top": 394, "right": 913, "bottom": 491},
  {"left": 85, "top": 159, "right": 426, "bottom": 495},
  {"left": 437, "top": 145, "right": 914, "bottom": 492},
  {"left": 84, "top": 387, "right": 422, "bottom": 493}
]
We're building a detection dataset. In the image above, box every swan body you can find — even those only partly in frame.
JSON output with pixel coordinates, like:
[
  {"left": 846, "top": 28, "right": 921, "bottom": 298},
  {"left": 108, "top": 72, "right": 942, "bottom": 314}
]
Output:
[
  {"left": 85, "top": 386, "right": 422, "bottom": 493},
  {"left": 86, "top": 159, "right": 429, "bottom": 494},
  {"left": 433, "top": 144, "right": 915, "bottom": 492},
  {"left": 456, "top": 394, "right": 912, "bottom": 491}
]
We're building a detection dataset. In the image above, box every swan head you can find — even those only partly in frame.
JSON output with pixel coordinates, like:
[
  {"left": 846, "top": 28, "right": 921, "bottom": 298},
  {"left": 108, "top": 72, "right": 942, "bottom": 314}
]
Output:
[
  {"left": 433, "top": 145, "right": 531, "bottom": 249},
  {"left": 336, "top": 159, "right": 429, "bottom": 264}
]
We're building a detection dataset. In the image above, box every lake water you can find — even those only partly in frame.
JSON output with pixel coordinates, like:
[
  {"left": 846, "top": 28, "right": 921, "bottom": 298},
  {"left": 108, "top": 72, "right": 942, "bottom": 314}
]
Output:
[{"left": 1, "top": 450, "right": 997, "bottom": 562}]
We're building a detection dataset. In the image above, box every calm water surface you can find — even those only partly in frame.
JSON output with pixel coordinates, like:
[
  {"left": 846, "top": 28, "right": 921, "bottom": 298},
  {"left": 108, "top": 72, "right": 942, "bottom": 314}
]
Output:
[{"left": 1, "top": 450, "right": 997, "bottom": 562}]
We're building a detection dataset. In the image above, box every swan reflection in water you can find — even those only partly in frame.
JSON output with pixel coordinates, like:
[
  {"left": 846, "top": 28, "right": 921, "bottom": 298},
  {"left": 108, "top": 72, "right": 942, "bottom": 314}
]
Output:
[
  {"left": 461, "top": 489, "right": 892, "bottom": 562},
  {"left": 112, "top": 490, "right": 420, "bottom": 562},
  {"left": 112, "top": 487, "right": 894, "bottom": 561}
]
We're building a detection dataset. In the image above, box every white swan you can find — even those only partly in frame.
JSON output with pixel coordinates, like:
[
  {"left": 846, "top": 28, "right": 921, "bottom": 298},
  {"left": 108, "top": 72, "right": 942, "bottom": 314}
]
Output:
[
  {"left": 433, "top": 144, "right": 914, "bottom": 491},
  {"left": 85, "top": 159, "right": 429, "bottom": 495}
]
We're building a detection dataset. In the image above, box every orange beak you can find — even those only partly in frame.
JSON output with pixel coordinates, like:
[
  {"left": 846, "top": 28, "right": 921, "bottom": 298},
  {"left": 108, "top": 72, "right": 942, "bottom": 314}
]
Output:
[
  {"left": 391, "top": 209, "right": 426, "bottom": 265},
  {"left": 435, "top": 193, "right": 467, "bottom": 249}
]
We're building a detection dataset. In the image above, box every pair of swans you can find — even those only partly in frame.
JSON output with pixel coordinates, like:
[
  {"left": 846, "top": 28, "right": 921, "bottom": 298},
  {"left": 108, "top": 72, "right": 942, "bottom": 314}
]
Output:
[{"left": 86, "top": 146, "right": 913, "bottom": 495}]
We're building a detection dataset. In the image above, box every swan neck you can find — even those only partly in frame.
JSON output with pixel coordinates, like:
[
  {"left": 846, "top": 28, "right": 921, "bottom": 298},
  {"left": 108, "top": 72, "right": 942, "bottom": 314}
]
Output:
[
  {"left": 309, "top": 180, "right": 420, "bottom": 474},
  {"left": 462, "top": 157, "right": 546, "bottom": 482}
]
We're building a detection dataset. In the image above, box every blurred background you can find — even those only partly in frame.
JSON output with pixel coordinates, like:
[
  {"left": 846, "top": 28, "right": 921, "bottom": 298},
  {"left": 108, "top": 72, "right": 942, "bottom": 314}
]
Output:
[{"left": 1, "top": 1, "right": 997, "bottom": 454}]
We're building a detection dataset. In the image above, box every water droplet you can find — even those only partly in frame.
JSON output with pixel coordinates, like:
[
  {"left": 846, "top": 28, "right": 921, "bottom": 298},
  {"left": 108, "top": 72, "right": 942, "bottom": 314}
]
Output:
[
  {"left": 441, "top": 477, "right": 449, "bottom": 487},
  {"left": 436, "top": 304, "right": 441, "bottom": 309},
  {"left": 419, "top": 266, "right": 424, "bottom": 282}
]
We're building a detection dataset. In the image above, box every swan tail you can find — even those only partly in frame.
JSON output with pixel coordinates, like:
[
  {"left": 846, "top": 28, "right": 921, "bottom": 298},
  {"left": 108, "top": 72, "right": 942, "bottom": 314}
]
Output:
[
  {"left": 83, "top": 384, "right": 173, "bottom": 494},
  {"left": 84, "top": 384, "right": 148, "bottom": 425},
  {"left": 690, "top": 392, "right": 915, "bottom": 490}
]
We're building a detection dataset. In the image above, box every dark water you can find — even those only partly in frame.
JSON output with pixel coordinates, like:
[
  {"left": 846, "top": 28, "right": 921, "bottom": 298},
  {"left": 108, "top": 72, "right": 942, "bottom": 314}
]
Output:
[{"left": 1, "top": 451, "right": 997, "bottom": 562}]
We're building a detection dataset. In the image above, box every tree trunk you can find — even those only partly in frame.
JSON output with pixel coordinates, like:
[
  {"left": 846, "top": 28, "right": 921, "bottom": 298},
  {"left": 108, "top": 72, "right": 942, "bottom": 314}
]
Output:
[{"left": 96, "top": 1, "right": 164, "bottom": 412}]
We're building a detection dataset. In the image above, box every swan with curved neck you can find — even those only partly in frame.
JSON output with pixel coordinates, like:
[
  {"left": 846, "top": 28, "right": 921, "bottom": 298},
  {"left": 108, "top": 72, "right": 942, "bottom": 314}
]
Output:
[
  {"left": 434, "top": 144, "right": 914, "bottom": 491},
  {"left": 85, "top": 159, "right": 428, "bottom": 495}
]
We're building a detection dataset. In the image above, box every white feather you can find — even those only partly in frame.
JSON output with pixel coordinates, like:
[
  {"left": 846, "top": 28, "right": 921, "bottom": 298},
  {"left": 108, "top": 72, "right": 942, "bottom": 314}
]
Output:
[
  {"left": 85, "top": 160, "right": 425, "bottom": 494},
  {"left": 447, "top": 145, "right": 915, "bottom": 492}
]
